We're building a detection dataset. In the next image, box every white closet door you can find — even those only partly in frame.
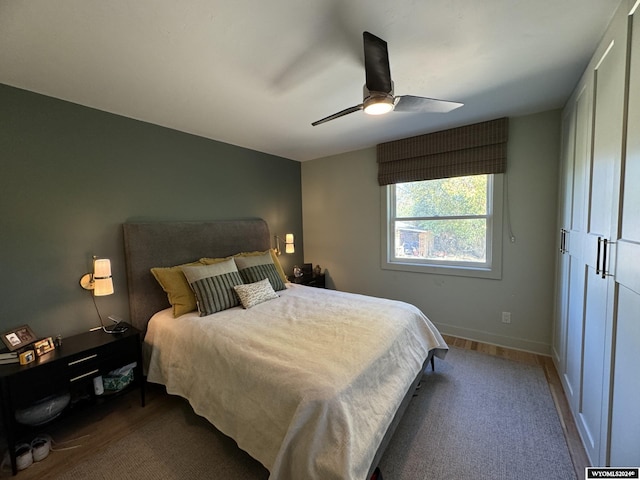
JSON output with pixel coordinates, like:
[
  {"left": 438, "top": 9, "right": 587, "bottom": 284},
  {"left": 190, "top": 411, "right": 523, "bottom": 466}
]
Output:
[
  {"left": 563, "top": 84, "right": 591, "bottom": 411},
  {"left": 579, "top": 6, "right": 627, "bottom": 464},
  {"left": 553, "top": 104, "right": 577, "bottom": 375},
  {"left": 609, "top": 2, "right": 640, "bottom": 467}
]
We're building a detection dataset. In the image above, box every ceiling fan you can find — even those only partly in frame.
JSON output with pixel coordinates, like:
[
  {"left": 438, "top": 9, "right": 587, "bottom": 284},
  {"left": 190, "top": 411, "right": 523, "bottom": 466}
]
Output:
[{"left": 311, "top": 31, "right": 463, "bottom": 126}]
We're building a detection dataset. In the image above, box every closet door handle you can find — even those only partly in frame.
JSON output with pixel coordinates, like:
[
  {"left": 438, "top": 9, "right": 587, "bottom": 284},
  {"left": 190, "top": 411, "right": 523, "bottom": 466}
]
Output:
[
  {"left": 596, "top": 238, "right": 616, "bottom": 279},
  {"left": 560, "top": 229, "right": 568, "bottom": 254},
  {"left": 559, "top": 230, "right": 564, "bottom": 253},
  {"left": 602, "top": 238, "right": 616, "bottom": 278}
]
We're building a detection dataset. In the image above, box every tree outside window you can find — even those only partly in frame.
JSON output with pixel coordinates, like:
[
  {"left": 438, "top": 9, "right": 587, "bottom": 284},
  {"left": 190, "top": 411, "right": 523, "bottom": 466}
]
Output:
[
  {"left": 383, "top": 175, "right": 502, "bottom": 278},
  {"left": 389, "top": 174, "right": 494, "bottom": 267}
]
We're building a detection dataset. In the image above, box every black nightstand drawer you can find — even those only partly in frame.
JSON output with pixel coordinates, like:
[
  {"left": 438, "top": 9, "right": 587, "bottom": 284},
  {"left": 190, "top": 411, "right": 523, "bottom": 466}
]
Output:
[
  {"left": 303, "top": 276, "right": 325, "bottom": 288},
  {"left": 65, "top": 335, "right": 138, "bottom": 381},
  {"left": 289, "top": 273, "right": 326, "bottom": 288}
]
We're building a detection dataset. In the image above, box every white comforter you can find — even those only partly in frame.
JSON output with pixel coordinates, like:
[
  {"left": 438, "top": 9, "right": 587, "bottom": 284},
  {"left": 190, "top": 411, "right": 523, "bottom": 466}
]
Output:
[{"left": 144, "top": 284, "right": 447, "bottom": 480}]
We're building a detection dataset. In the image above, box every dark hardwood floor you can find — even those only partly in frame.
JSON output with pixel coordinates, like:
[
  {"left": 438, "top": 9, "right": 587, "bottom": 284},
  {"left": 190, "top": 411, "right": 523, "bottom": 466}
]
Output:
[{"left": 2, "top": 335, "right": 588, "bottom": 479}]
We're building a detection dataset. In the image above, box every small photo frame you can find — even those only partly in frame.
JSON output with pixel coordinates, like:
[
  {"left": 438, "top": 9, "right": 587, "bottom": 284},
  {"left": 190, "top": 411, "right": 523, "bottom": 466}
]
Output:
[
  {"left": 2, "top": 325, "right": 37, "bottom": 352},
  {"left": 34, "top": 337, "right": 56, "bottom": 357}
]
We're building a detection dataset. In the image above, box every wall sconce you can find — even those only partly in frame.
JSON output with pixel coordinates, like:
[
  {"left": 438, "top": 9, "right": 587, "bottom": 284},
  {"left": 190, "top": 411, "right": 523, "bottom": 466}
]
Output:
[
  {"left": 80, "top": 257, "right": 114, "bottom": 296},
  {"left": 80, "top": 256, "right": 126, "bottom": 334},
  {"left": 275, "top": 234, "right": 295, "bottom": 255}
]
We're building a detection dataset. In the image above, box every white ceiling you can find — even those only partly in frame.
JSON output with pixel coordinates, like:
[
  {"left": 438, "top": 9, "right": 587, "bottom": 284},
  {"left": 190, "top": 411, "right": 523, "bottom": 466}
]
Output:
[{"left": 0, "top": 0, "right": 620, "bottom": 161}]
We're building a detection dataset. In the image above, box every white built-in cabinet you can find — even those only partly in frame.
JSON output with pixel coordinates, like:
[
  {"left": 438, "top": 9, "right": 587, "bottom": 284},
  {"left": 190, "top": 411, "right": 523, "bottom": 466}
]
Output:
[{"left": 553, "top": 0, "right": 640, "bottom": 467}]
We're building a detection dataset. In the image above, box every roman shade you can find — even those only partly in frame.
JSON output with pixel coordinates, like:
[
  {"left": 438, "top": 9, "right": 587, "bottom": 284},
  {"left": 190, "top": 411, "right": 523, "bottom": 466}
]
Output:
[{"left": 377, "top": 117, "right": 508, "bottom": 185}]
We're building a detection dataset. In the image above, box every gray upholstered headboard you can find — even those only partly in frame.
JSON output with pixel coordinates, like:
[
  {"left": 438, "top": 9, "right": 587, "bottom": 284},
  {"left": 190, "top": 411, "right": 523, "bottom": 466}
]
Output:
[{"left": 123, "top": 219, "right": 271, "bottom": 332}]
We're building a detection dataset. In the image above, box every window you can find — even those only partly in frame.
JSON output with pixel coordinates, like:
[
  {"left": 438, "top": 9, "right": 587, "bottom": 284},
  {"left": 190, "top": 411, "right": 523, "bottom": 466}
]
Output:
[{"left": 382, "top": 174, "right": 503, "bottom": 279}]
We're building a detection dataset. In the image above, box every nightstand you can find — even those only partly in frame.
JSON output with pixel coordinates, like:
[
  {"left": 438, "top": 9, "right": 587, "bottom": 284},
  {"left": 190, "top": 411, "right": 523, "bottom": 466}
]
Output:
[
  {"left": 289, "top": 273, "right": 326, "bottom": 288},
  {"left": 0, "top": 324, "right": 144, "bottom": 475}
]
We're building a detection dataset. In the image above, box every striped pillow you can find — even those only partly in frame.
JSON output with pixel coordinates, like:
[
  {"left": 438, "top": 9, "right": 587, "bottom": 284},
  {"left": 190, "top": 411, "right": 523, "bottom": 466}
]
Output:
[
  {"left": 234, "top": 252, "right": 286, "bottom": 291},
  {"left": 181, "top": 259, "right": 244, "bottom": 316}
]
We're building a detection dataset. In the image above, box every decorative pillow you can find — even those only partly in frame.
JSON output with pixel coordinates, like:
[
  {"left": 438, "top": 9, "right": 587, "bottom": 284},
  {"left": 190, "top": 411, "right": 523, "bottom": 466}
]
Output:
[
  {"left": 199, "top": 255, "right": 231, "bottom": 265},
  {"left": 151, "top": 261, "right": 202, "bottom": 317},
  {"left": 181, "top": 258, "right": 244, "bottom": 316},
  {"left": 233, "top": 251, "right": 286, "bottom": 291},
  {"left": 233, "top": 278, "right": 279, "bottom": 309},
  {"left": 200, "top": 249, "right": 288, "bottom": 285},
  {"left": 268, "top": 249, "right": 288, "bottom": 284}
]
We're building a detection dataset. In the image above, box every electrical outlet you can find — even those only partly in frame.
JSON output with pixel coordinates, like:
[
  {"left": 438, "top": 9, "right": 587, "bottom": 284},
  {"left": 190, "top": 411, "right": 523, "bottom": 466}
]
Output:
[{"left": 501, "top": 311, "right": 511, "bottom": 324}]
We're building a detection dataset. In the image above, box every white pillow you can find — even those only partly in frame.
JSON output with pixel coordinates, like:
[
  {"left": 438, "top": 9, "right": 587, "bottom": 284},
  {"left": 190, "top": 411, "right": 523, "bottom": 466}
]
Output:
[{"left": 233, "top": 278, "right": 279, "bottom": 309}]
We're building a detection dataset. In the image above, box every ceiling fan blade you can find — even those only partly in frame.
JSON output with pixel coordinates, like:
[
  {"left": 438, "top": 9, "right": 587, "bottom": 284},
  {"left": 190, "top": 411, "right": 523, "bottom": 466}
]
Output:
[
  {"left": 394, "top": 95, "right": 464, "bottom": 113},
  {"left": 363, "top": 31, "right": 392, "bottom": 93},
  {"left": 311, "top": 104, "right": 363, "bottom": 126}
]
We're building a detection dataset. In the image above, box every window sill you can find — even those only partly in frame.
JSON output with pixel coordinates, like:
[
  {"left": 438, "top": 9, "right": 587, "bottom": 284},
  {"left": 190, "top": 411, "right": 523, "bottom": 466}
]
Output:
[{"left": 382, "top": 259, "right": 502, "bottom": 280}]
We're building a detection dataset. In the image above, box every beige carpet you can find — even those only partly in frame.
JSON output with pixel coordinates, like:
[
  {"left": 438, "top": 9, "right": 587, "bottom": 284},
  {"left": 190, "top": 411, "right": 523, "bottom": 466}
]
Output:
[
  {"left": 50, "top": 347, "right": 576, "bottom": 480},
  {"left": 379, "top": 347, "right": 577, "bottom": 479}
]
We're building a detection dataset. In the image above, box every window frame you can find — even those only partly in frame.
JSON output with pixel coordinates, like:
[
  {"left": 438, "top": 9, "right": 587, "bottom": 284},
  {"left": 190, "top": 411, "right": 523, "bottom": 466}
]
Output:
[{"left": 381, "top": 174, "right": 504, "bottom": 279}]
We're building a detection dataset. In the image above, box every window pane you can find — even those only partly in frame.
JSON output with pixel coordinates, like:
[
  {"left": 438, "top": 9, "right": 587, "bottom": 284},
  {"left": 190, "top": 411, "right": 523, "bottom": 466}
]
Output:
[
  {"left": 384, "top": 174, "right": 502, "bottom": 279},
  {"left": 394, "top": 219, "right": 487, "bottom": 262},
  {"left": 395, "top": 176, "right": 488, "bottom": 218}
]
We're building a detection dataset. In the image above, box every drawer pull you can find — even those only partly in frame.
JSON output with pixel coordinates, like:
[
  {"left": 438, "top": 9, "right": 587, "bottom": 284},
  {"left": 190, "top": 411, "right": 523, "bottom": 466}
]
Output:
[
  {"left": 70, "top": 369, "right": 100, "bottom": 383},
  {"left": 68, "top": 354, "right": 98, "bottom": 366}
]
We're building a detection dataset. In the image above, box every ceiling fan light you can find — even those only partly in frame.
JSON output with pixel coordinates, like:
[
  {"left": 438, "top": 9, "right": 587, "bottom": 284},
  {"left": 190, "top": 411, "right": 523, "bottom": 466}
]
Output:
[
  {"left": 364, "top": 94, "right": 394, "bottom": 115},
  {"left": 364, "top": 102, "right": 393, "bottom": 115}
]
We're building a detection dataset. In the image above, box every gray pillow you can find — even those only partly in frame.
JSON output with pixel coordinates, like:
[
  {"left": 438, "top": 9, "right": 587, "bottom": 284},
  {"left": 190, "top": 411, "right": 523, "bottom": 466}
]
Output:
[
  {"left": 234, "top": 251, "right": 286, "bottom": 291},
  {"left": 182, "top": 259, "right": 244, "bottom": 315}
]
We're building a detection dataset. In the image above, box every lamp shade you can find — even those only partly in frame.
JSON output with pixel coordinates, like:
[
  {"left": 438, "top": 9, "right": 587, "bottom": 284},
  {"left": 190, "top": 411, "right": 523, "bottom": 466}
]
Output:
[
  {"left": 93, "top": 259, "right": 114, "bottom": 296},
  {"left": 93, "top": 259, "right": 111, "bottom": 278},
  {"left": 285, "top": 234, "right": 295, "bottom": 254},
  {"left": 93, "top": 277, "right": 114, "bottom": 296}
]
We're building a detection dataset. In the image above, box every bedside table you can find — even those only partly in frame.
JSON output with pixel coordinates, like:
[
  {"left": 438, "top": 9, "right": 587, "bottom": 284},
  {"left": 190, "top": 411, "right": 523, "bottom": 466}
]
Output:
[
  {"left": 289, "top": 273, "right": 326, "bottom": 288},
  {"left": 0, "top": 324, "right": 144, "bottom": 475}
]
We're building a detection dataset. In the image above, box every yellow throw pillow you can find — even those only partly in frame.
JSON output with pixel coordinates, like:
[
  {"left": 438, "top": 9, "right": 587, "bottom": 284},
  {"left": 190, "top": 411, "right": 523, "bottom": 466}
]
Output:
[
  {"left": 151, "top": 261, "right": 201, "bottom": 317},
  {"left": 268, "top": 249, "right": 289, "bottom": 284}
]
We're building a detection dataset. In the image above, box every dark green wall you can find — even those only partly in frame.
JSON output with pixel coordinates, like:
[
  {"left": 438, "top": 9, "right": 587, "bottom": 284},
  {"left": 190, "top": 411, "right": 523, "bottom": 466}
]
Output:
[{"left": 0, "top": 84, "right": 302, "bottom": 338}]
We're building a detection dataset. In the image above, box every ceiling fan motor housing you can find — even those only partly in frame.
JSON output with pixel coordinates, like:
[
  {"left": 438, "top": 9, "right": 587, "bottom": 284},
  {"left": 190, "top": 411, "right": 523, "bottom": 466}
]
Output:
[{"left": 363, "top": 84, "right": 394, "bottom": 115}]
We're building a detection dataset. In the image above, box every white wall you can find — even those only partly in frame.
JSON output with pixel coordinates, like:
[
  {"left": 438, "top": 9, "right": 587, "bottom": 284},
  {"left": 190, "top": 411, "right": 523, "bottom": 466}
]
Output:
[{"left": 301, "top": 110, "right": 561, "bottom": 354}]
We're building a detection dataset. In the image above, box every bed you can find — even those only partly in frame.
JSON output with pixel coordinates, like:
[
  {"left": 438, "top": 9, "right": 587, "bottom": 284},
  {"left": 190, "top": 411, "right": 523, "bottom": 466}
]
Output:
[{"left": 123, "top": 219, "right": 448, "bottom": 480}]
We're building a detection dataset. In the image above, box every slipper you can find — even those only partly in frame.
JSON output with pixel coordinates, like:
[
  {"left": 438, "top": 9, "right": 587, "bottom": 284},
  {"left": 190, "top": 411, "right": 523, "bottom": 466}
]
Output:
[{"left": 31, "top": 435, "right": 51, "bottom": 462}]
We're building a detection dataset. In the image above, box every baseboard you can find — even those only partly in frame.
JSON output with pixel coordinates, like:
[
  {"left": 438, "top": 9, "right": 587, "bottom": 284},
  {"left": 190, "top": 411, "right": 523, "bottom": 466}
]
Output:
[{"left": 434, "top": 322, "right": 551, "bottom": 356}]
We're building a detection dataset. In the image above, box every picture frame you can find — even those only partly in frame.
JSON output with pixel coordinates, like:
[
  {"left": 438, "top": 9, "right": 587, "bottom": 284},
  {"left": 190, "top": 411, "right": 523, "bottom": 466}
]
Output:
[
  {"left": 34, "top": 337, "right": 56, "bottom": 357},
  {"left": 2, "top": 325, "right": 37, "bottom": 352}
]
